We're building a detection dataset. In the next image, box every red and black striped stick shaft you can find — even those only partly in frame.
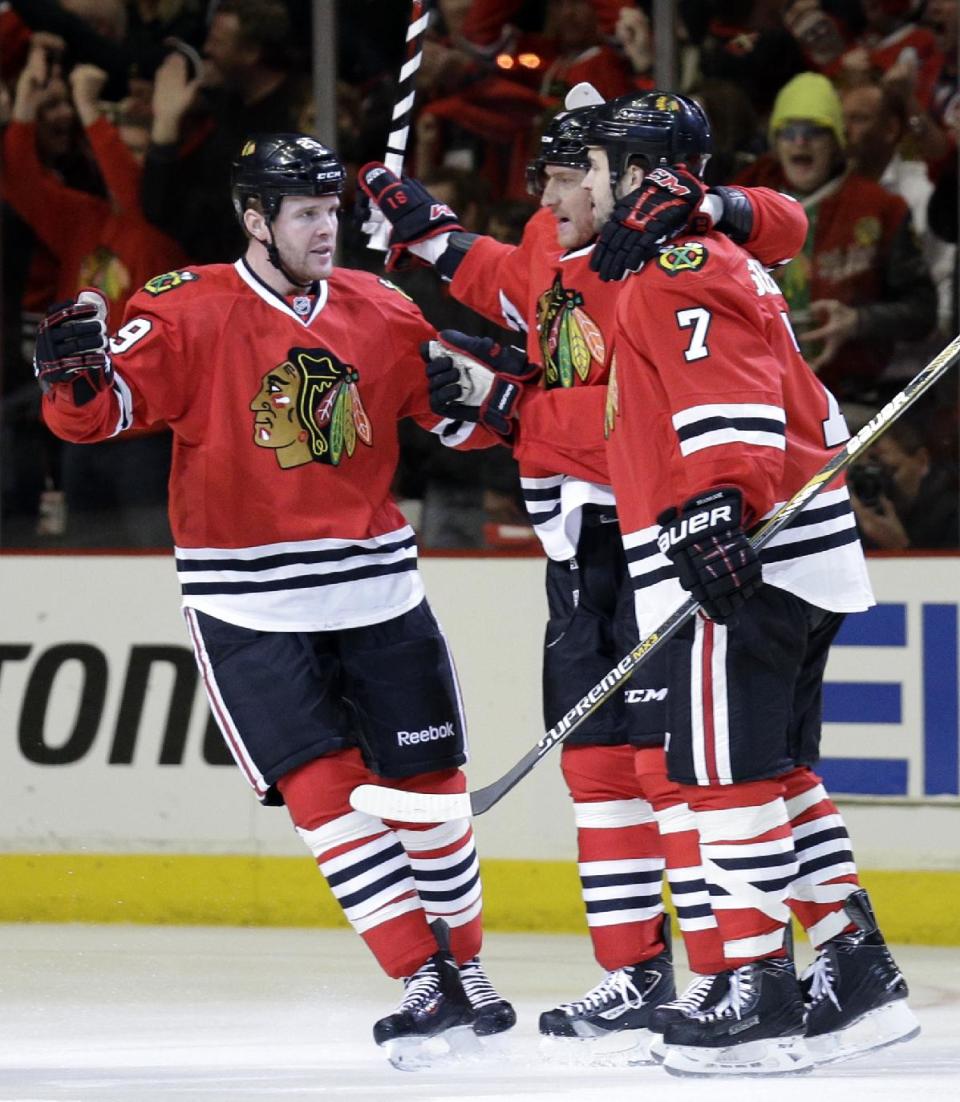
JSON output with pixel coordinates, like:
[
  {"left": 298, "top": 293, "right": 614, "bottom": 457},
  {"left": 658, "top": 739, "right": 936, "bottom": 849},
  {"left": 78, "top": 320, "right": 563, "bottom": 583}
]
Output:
[{"left": 367, "top": 0, "right": 430, "bottom": 251}]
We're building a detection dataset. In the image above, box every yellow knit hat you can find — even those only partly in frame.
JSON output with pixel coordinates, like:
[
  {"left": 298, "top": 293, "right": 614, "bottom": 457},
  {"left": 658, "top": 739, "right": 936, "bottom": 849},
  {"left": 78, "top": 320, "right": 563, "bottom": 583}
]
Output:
[{"left": 769, "top": 72, "right": 846, "bottom": 147}]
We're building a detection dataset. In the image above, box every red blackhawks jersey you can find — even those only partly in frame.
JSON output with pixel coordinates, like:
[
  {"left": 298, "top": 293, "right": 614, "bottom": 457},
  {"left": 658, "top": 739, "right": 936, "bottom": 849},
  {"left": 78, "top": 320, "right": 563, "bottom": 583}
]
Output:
[
  {"left": 42, "top": 261, "right": 487, "bottom": 632},
  {"left": 450, "top": 191, "right": 809, "bottom": 561},
  {"left": 516, "top": 230, "right": 874, "bottom": 635}
]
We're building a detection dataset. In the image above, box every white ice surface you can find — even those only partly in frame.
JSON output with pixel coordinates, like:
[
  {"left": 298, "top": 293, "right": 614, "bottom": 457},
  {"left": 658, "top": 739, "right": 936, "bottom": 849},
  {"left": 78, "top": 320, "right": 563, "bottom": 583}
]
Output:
[{"left": 0, "top": 924, "right": 957, "bottom": 1101}]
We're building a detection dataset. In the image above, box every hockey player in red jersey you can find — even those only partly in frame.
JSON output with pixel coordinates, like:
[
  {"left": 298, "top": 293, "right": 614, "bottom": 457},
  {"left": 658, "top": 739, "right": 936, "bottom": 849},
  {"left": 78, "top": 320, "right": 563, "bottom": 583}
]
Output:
[
  {"left": 421, "top": 92, "right": 920, "bottom": 1076},
  {"left": 360, "top": 91, "right": 812, "bottom": 1060},
  {"left": 32, "top": 133, "right": 518, "bottom": 1068}
]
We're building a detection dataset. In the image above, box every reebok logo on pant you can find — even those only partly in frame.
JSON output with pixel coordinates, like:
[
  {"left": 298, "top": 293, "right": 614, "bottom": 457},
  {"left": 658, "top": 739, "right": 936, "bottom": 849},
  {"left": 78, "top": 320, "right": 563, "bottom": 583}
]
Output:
[{"left": 397, "top": 722, "right": 455, "bottom": 746}]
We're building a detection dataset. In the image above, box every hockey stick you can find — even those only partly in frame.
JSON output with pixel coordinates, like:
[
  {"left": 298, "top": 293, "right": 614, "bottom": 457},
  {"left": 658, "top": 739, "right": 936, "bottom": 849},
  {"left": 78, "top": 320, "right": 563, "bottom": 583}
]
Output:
[
  {"left": 352, "top": 333, "right": 960, "bottom": 823},
  {"left": 366, "top": 0, "right": 430, "bottom": 252}
]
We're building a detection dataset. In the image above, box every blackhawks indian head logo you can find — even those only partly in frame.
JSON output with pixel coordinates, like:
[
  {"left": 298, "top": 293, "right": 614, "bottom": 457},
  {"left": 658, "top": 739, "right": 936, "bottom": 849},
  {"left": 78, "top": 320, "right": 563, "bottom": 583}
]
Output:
[
  {"left": 537, "top": 274, "right": 605, "bottom": 389},
  {"left": 249, "top": 347, "right": 372, "bottom": 469}
]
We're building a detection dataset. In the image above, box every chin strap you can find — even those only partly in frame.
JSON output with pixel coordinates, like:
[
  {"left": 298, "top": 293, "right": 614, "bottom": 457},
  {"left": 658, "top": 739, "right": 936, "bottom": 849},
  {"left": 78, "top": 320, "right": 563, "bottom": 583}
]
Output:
[{"left": 262, "top": 221, "right": 315, "bottom": 289}]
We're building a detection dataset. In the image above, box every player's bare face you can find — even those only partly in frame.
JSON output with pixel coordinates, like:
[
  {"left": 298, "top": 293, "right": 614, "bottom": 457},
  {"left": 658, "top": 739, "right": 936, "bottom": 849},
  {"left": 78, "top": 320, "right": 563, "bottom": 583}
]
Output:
[
  {"left": 775, "top": 122, "right": 837, "bottom": 196},
  {"left": 541, "top": 165, "right": 594, "bottom": 249},
  {"left": 582, "top": 149, "right": 616, "bottom": 233},
  {"left": 272, "top": 194, "right": 340, "bottom": 284}
]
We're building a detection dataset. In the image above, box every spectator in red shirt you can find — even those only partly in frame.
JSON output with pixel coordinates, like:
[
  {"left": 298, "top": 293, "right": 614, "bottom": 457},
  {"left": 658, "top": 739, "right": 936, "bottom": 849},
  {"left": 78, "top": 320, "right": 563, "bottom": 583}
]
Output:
[{"left": 5, "top": 48, "right": 188, "bottom": 328}]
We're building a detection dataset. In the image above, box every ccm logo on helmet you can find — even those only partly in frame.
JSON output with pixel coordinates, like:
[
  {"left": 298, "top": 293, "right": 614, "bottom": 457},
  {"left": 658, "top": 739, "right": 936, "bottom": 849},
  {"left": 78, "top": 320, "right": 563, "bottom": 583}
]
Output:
[
  {"left": 657, "top": 504, "right": 733, "bottom": 553},
  {"left": 397, "top": 722, "right": 455, "bottom": 746}
]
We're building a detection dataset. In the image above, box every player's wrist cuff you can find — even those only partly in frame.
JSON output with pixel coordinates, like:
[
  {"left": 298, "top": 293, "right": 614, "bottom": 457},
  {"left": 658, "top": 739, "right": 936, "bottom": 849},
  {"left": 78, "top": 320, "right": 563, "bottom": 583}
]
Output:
[
  {"left": 436, "top": 232, "right": 479, "bottom": 282},
  {"left": 410, "top": 233, "right": 452, "bottom": 265},
  {"left": 698, "top": 192, "right": 723, "bottom": 228}
]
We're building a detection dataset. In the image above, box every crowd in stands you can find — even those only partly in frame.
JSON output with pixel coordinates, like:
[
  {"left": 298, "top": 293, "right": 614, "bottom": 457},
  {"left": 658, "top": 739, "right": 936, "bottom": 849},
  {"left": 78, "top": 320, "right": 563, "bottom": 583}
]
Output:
[{"left": 1, "top": 0, "right": 957, "bottom": 551}]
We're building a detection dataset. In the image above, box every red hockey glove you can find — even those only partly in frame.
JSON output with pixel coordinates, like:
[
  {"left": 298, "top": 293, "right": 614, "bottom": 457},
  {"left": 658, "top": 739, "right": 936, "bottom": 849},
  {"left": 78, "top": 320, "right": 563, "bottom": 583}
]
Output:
[
  {"left": 358, "top": 162, "right": 465, "bottom": 272},
  {"left": 33, "top": 290, "right": 113, "bottom": 406},
  {"left": 591, "top": 164, "right": 706, "bottom": 282},
  {"left": 657, "top": 488, "right": 763, "bottom": 623},
  {"left": 422, "top": 329, "right": 539, "bottom": 439}
]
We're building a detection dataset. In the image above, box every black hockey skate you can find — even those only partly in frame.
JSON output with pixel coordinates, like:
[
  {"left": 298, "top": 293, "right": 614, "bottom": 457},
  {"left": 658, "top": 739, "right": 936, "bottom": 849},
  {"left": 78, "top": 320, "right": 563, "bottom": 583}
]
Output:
[
  {"left": 661, "top": 957, "right": 813, "bottom": 1077},
  {"left": 538, "top": 945, "right": 675, "bottom": 1065},
  {"left": 459, "top": 957, "right": 517, "bottom": 1036},
  {"left": 802, "top": 888, "right": 920, "bottom": 1066},
  {"left": 651, "top": 922, "right": 794, "bottom": 1036},
  {"left": 373, "top": 947, "right": 476, "bottom": 1070}
]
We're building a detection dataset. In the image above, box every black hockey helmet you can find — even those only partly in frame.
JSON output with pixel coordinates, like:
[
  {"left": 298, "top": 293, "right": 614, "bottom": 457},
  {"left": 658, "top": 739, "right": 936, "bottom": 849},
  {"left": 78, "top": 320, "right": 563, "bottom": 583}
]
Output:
[
  {"left": 586, "top": 90, "right": 712, "bottom": 188},
  {"left": 231, "top": 133, "right": 346, "bottom": 223},
  {"left": 526, "top": 105, "right": 600, "bottom": 196}
]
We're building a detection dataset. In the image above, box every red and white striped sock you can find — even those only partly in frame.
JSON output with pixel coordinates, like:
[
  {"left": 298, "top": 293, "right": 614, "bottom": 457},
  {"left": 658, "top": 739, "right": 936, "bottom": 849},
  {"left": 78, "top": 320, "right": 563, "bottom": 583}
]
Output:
[
  {"left": 562, "top": 744, "right": 666, "bottom": 970},
  {"left": 782, "top": 765, "right": 860, "bottom": 946},
  {"left": 682, "top": 779, "right": 798, "bottom": 968},
  {"left": 634, "top": 747, "right": 726, "bottom": 975},
  {"left": 278, "top": 749, "right": 435, "bottom": 979}
]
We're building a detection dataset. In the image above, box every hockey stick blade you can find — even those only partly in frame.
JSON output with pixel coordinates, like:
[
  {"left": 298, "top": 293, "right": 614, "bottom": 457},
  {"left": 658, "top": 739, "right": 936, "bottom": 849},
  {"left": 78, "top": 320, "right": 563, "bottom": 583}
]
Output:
[
  {"left": 350, "top": 333, "right": 960, "bottom": 823},
  {"left": 350, "top": 784, "right": 472, "bottom": 822}
]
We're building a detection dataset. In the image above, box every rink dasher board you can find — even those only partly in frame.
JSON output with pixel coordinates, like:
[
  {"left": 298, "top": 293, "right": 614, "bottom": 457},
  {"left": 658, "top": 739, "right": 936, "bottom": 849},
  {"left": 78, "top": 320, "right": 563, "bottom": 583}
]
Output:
[{"left": 0, "top": 553, "right": 957, "bottom": 939}]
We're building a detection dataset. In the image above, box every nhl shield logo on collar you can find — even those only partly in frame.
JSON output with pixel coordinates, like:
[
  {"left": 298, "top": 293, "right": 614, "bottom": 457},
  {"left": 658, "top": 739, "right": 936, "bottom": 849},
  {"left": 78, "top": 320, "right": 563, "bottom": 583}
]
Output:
[{"left": 293, "top": 296, "right": 312, "bottom": 317}]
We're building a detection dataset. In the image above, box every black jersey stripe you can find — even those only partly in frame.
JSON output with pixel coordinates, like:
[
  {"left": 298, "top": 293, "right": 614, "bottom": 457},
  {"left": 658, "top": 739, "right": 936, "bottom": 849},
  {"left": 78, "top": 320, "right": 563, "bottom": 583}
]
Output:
[
  {"left": 761, "top": 524, "right": 861, "bottom": 565},
  {"left": 181, "top": 556, "right": 417, "bottom": 595},
  {"left": 522, "top": 485, "right": 563, "bottom": 502},
  {"left": 176, "top": 533, "right": 417, "bottom": 573},
  {"left": 630, "top": 564, "right": 678, "bottom": 590},
  {"left": 526, "top": 502, "right": 563, "bottom": 524},
  {"left": 675, "top": 416, "right": 786, "bottom": 442}
]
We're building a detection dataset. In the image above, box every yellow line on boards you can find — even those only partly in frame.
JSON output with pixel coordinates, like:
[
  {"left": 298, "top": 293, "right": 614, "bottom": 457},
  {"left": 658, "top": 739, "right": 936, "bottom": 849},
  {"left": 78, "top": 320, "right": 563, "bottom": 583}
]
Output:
[{"left": 1, "top": 855, "right": 957, "bottom": 945}]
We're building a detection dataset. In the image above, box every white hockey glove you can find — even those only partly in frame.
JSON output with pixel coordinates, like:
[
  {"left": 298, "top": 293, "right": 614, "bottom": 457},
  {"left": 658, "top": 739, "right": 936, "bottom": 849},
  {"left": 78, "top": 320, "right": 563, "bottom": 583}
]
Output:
[{"left": 422, "top": 330, "right": 539, "bottom": 439}]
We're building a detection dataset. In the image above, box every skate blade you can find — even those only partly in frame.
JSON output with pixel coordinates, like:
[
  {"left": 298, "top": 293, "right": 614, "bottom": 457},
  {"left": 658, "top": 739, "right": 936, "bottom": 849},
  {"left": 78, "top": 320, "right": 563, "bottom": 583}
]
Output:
[
  {"left": 807, "top": 999, "right": 921, "bottom": 1066},
  {"left": 539, "top": 1028, "right": 658, "bottom": 1067},
  {"left": 662, "top": 1035, "right": 813, "bottom": 1078},
  {"left": 383, "top": 1024, "right": 481, "bottom": 1071}
]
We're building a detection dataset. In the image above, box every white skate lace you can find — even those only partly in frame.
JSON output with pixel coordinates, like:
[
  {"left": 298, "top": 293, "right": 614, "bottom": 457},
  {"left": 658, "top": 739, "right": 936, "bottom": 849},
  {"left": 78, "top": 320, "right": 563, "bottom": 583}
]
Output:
[
  {"left": 459, "top": 958, "right": 502, "bottom": 1010},
  {"left": 561, "top": 967, "right": 644, "bottom": 1016},
  {"left": 397, "top": 961, "right": 441, "bottom": 1013},
  {"left": 696, "top": 966, "right": 756, "bottom": 1022},
  {"left": 804, "top": 953, "right": 842, "bottom": 1010},
  {"left": 661, "top": 973, "right": 718, "bottom": 1015}
]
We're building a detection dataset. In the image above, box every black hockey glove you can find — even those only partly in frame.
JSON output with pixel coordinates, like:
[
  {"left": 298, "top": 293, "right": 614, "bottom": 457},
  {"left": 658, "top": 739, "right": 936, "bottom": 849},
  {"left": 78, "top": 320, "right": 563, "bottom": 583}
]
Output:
[
  {"left": 657, "top": 488, "right": 763, "bottom": 623},
  {"left": 422, "top": 329, "right": 539, "bottom": 439},
  {"left": 358, "top": 162, "right": 465, "bottom": 273},
  {"left": 590, "top": 164, "right": 706, "bottom": 282},
  {"left": 34, "top": 290, "right": 113, "bottom": 406}
]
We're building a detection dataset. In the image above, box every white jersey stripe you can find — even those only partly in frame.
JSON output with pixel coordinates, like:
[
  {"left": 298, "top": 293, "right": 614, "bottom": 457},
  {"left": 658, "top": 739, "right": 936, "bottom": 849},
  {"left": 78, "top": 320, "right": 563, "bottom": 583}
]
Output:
[
  {"left": 679, "top": 427, "right": 786, "bottom": 456},
  {"left": 672, "top": 402, "right": 786, "bottom": 428}
]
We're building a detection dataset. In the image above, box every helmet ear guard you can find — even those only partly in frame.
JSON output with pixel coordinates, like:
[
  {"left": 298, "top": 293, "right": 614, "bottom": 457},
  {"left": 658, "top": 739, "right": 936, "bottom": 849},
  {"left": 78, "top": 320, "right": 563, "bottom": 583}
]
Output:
[
  {"left": 231, "top": 132, "right": 346, "bottom": 224},
  {"left": 585, "top": 91, "right": 712, "bottom": 191}
]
